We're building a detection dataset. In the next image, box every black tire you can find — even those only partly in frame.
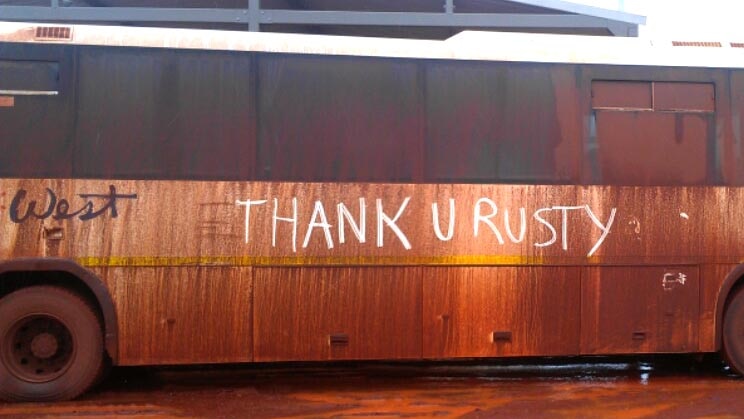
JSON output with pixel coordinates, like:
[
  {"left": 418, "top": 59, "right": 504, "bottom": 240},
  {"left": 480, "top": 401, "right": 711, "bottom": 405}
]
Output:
[
  {"left": 723, "top": 286, "right": 744, "bottom": 376},
  {"left": 0, "top": 286, "right": 104, "bottom": 402}
]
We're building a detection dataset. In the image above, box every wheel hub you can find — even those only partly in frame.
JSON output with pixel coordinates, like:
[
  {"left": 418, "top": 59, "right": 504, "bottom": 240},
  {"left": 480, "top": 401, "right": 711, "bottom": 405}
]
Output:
[
  {"left": 30, "top": 332, "right": 59, "bottom": 359},
  {"left": 3, "top": 315, "right": 74, "bottom": 383}
]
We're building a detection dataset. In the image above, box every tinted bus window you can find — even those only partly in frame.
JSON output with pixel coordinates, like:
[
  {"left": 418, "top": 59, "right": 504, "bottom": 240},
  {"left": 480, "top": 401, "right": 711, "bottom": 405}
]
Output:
[
  {"left": 74, "top": 47, "right": 254, "bottom": 180},
  {"left": 425, "top": 62, "right": 569, "bottom": 184},
  {"left": 257, "top": 54, "right": 421, "bottom": 182},
  {"left": 0, "top": 60, "right": 59, "bottom": 92},
  {"left": 0, "top": 54, "right": 71, "bottom": 178}
]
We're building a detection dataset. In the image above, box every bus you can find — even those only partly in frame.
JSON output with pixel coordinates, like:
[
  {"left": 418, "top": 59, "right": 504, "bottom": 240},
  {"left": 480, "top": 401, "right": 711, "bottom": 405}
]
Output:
[{"left": 1, "top": 22, "right": 744, "bottom": 402}]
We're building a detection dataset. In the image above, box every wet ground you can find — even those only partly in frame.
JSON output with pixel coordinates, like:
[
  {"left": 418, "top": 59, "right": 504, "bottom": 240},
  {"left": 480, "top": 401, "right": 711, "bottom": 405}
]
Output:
[{"left": 1, "top": 355, "right": 743, "bottom": 418}]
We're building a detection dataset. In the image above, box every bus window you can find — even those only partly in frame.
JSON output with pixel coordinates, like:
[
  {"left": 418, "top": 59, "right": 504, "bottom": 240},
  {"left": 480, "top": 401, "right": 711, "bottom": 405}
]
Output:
[
  {"left": 0, "top": 58, "right": 71, "bottom": 178},
  {"left": 257, "top": 54, "right": 421, "bottom": 183},
  {"left": 74, "top": 48, "right": 254, "bottom": 180},
  {"left": 593, "top": 81, "right": 715, "bottom": 186},
  {"left": 424, "top": 62, "right": 571, "bottom": 184},
  {"left": 0, "top": 60, "right": 59, "bottom": 93}
]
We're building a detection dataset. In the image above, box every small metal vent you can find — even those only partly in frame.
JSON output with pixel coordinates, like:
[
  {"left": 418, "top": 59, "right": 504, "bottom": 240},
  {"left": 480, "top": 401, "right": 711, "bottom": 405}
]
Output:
[
  {"left": 329, "top": 333, "right": 349, "bottom": 346},
  {"left": 731, "top": 43, "right": 744, "bottom": 48},
  {"left": 35, "top": 26, "right": 72, "bottom": 41},
  {"left": 671, "top": 41, "right": 722, "bottom": 47}
]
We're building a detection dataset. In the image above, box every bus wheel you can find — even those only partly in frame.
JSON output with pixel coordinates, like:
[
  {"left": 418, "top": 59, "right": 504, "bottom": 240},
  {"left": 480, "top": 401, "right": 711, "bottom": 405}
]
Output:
[
  {"left": 723, "top": 286, "right": 744, "bottom": 376},
  {"left": 0, "top": 286, "right": 104, "bottom": 402}
]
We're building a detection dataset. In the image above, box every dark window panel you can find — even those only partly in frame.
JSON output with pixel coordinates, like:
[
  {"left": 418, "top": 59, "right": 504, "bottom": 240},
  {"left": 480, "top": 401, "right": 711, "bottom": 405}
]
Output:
[
  {"left": 0, "top": 96, "right": 73, "bottom": 178},
  {"left": 257, "top": 54, "right": 420, "bottom": 182},
  {"left": 74, "top": 48, "right": 161, "bottom": 178},
  {"left": 425, "top": 62, "right": 569, "bottom": 184},
  {"left": 0, "top": 46, "right": 72, "bottom": 178},
  {"left": 161, "top": 51, "right": 254, "bottom": 180},
  {"left": 0, "top": 60, "right": 59, "bottom": 92},
  {"left": 74, "top": 47, "right": 254, "bottom": 180}
]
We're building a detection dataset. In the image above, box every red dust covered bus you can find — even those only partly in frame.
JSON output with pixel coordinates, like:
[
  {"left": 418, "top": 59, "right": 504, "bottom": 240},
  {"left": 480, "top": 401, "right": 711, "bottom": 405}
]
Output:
[{"left": 2, "top": 22, "right": 744, "bottom": 401}]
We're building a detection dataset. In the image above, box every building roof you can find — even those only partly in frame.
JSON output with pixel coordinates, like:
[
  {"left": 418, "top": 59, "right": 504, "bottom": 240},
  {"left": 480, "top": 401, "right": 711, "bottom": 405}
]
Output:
[{"left": 0, "top": 0, "right": 645, "bottom": 38}]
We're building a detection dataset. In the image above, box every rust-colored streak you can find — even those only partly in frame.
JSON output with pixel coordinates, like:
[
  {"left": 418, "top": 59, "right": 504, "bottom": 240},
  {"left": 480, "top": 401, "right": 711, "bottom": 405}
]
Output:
[
  {"left": 253, "top": 267, "right": 422, "bottom": 361},
  {"left": 100, "top": 266, "right": 253, "bottom": 365},
  {"left": 592, "top": 81, "right": 652, "bottom": 110},
  {"left": 4, "top": 180, "right": 732, "bottom": 264},
  {"left": 549, "top": 67, "right": 584, "bottom": 182},
  {"left": 654, "top": 82, "right": 715, "bottom": 113},
  {"left": 595, "top": 112, "right": 710, "bottom": 185},
  {"left": 423, "top": 266, "right": 581, "bottom": 358},
  {"left": 582, "top": 186, "right": 705, "bottom": 261},
  {"left": 581, "top": 266, "right": 700, "bottom": 354},
  {"left": 699, "top": 186, "right": 744, "bottom": 351},
  {"left": 2, "top": 179, "right": 744, "bottom": 364},
  {"left": 0, "top": 96, "right": 14, "bottom": 107}
]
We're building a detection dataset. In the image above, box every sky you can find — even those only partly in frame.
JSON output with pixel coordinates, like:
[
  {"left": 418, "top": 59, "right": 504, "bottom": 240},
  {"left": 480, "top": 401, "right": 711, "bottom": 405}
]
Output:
[{"left": 572, "top": 0, "right": 744, "bottom": 39}]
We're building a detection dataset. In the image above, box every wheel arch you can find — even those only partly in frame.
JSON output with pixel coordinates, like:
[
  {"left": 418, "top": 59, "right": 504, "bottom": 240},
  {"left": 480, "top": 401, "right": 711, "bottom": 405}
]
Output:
[
  {"left": 715, "top": 264, "right": 744, "bottom": 351},
  {"left": 0, "top": 258, "right": 118, "bottom": 364}
]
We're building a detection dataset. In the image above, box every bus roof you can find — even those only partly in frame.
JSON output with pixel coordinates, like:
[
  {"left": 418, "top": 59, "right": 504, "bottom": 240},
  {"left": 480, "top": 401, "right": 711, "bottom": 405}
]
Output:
[{"left": 2, "top": 21, "right": 744, "bottom": 69}]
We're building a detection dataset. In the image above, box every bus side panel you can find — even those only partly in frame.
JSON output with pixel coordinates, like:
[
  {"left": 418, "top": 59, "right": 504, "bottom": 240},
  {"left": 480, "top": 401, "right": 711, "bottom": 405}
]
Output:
[
  {"left": 423, "top": 266, "right": 581, "bottom": 358},
  {"left": 0, "top": 179, "right": 43, "bottom": 260},
  {"left": 581, "top": 266, "right": 699, "bottom": 354},
  {"left": 253, "top": 267, "right": 422, "bottom": 361},
  {"left": 100, "top": 266, "right": 253, "bottom": 366}
]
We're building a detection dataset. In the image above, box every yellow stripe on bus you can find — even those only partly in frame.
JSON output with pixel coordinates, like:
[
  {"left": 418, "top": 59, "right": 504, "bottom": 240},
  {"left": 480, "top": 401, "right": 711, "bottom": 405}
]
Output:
[{"left": 74, "top": 255, "right": 576, "bottom": 268}]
